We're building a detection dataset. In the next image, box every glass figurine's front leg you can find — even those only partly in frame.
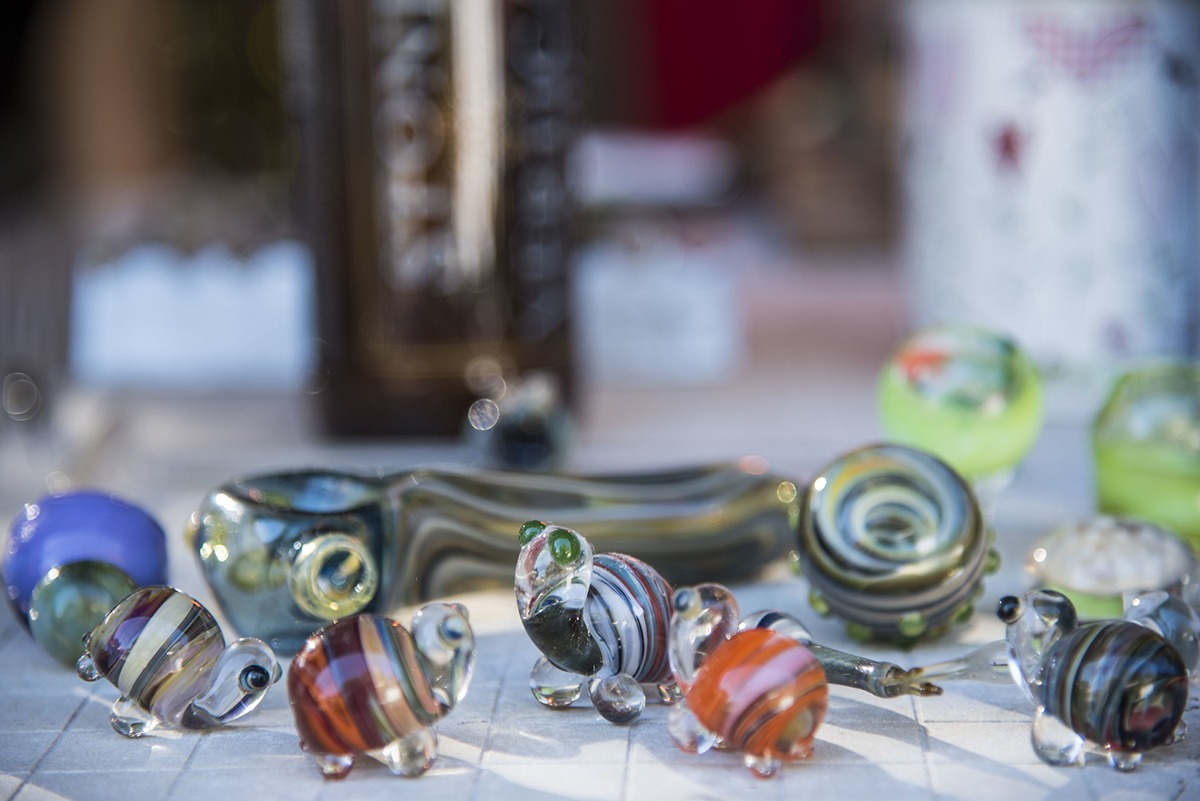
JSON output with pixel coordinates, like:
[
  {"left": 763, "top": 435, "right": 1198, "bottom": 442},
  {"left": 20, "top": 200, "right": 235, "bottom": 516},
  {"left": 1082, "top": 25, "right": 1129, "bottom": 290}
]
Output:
[
  {"left": 1031, "top": 706, "right": 1085, "bottom": 768},
  {"left": 529, "top": 656, "right": 584, "bottom": 708},
  {"left": 668, "top": 703, "right": 719, "bottom": 754},
  {"left": 588, "top": 674, "right": 645, "bottom": 724},
  {"left": 377, "top": 728, "right": 438, "bottom": 777},
  {"left": 109, "top": 696, "right": 161, "bottom": 739}
]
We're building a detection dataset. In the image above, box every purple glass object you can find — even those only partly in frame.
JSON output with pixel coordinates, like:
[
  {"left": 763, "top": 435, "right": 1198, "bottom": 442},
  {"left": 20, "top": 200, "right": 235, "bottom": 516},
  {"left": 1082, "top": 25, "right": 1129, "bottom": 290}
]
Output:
[{"left": 4, "top": 490, "right": 168, "bottom": 625}]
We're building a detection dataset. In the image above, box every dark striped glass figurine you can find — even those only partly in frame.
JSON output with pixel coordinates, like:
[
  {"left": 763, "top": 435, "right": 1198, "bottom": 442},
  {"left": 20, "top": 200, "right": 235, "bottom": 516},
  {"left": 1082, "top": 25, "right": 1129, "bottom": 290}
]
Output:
[
  {"left": 515, "top": 521, "right": 675, "bottom": 723},
  {"left": 76, "top": 586, "right": 281, "bottom": 737},
  {"left": 287, "top": 606, "right": 475, "bottom": 779},
  {"left": 998, "top": 590, "right": 1189, "bottom": 770}
]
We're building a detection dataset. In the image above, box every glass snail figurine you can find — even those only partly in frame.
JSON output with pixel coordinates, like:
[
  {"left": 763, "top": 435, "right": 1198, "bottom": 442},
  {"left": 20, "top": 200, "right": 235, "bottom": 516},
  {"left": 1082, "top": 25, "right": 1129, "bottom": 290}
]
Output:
[
  {"left": 288, "top": 605, "right": 475, "bottom": 779},
  {"left": 914, "top": 590, "right": 1191, "bottom": 770},
  {"left": 793, "top": 443, "right": 997, "bottom": 644},
  {"left": 514, "top": 521, "right": 675, "bottom": 723},
  {"left": 667, "top": 583, "right": 945, "bottom": 778},
  {"left": 4, "top": 490, "right": 168, "bottom": 667},
  {"left": 76, "top": 586, "right": 281, "bottom": 738}
]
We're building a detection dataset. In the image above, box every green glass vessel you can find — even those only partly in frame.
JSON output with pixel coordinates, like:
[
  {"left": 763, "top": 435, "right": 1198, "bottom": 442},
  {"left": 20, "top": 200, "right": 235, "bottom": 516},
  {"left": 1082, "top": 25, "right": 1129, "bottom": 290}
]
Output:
[
  {"left": 879, "top": 326, "right": 1044, "bottom": 482},
  {"left": 1093, "top": 363, "right": 1200, "bottom": 550}
]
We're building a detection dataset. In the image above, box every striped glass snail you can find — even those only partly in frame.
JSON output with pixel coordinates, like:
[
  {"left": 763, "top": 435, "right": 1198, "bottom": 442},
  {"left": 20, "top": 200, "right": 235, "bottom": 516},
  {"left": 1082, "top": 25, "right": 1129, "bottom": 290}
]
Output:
[
  {"left": 794, "top": 443, "right": 997, "bottom": 643},
  {"left": 76, "top": 587, "right": 280, "bottom": 737},
  {"left": 515, "top": 521, "right": 675, "bottom": 723},
  {"left": 287, "top": 606, "right": 475, "bottom": 779},
  {"left": 667, "top": 583, "right": 944, "bottom": 778}
]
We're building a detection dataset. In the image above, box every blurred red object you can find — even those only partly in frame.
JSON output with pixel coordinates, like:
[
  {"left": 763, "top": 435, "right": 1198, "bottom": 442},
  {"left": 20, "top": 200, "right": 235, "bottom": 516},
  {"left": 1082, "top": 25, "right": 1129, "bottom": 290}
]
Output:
[{"left": 640, "top": 0, "right": 824, "bottom": 128}]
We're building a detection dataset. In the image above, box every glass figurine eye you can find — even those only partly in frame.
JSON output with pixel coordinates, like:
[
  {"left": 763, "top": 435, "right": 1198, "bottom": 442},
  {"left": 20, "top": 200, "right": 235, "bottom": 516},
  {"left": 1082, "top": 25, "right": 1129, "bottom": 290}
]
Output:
[{"left": 519, "top": 520, "right": 548, "bottom": 545}]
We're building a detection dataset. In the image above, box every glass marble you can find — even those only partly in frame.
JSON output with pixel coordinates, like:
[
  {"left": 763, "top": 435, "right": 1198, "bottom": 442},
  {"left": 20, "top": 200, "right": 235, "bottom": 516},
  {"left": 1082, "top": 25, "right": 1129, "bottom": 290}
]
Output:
[
  {"left": 77, "top": 586, "right": 281, "bottom": 738},
  {"left": 794, "top": 443, "right": 996, "bottom": 643},
  {"left": 997, "top": 590, "right": 1189, "bottom": 770},
  {"left": 1029, "top": 517, "right": 1197, "bottom": 620},
  {"left": 879, "top": 325, "right": 1044, "bottom": 483},
  {"left": 4, "top": 490, "right": 168, "bottom": 667},
  {"left": 287, "top": 606, "right": 474, "bottom": 779},
  {"left": 190, "top": 461, "right": 795, "bottom": 651},
  {"left": 1093, "top": 363, "right": 1200, "bottom": 550},
  {"left": 515, "top": 521, "right": 674, "bottom": 723}
]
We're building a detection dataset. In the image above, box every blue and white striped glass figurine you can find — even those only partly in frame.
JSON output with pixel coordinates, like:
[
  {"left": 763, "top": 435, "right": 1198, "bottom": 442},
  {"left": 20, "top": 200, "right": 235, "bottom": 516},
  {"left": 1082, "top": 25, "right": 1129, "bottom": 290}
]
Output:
[{"left": 515, "top": 521, "right": 675, "bottom": 723}]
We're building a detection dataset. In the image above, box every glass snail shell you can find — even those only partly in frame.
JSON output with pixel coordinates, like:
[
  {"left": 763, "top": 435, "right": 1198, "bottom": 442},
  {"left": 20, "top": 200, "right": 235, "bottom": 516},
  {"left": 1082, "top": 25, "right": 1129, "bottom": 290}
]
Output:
[
  {"left": 76, "top": 586, "right": 281, "bottom": 737},
  {"left": 287, "top": 606, "right": 475, "bottom": 779},
  {"left": 999, "top": 590, "right": 1189, "bottom": 770},
  {"left": 515, "top": 521, "right": 675, "bottom": 723},
  {"left": 794, "top": 443, "right": 996, "bottom": 643}
]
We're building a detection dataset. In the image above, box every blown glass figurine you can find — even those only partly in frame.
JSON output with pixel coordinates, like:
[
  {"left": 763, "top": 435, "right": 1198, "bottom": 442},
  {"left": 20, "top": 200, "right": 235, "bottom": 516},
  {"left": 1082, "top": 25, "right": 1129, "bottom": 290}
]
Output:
[
  {"left": 515, "top": 521, "right": 674, "bottom": 723},
  {"left": 76, "top": 586, "right": 281, "bottom": 738},
  {"left": 1092, "top": 363, "right": 1200, "bottom": 550},
  {"left": 911, "top": 590, "right": 1191, "bottom": 770},
  {"left": 288, "top": 606, "right": 475, "bottom": 779},
  {"left": 879, "top": 325, "right": 1044, "bottom": 487},
  {"left": 189, "top": 461, "right": 796, "bottom": 651},
  {"left": 4, "top": 490, "right": 168, "bottom": 667},
  {"left": 794, "top": 443, "right": 996, "bottom": 643},
  {"left": 668, "top": 583, "right": 944, "bottom": 778}
]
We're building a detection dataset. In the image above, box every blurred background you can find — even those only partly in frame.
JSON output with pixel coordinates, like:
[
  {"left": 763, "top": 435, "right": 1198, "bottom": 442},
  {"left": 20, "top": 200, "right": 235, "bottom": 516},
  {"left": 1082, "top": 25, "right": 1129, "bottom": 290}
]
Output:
[{"left": 0, "top": 0, "right": 1197, "bottom": 498}]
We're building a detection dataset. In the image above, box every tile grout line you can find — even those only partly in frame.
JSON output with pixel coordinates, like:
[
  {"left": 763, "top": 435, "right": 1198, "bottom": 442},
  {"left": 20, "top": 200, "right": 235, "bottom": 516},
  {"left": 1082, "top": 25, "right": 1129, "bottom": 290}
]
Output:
[
  {"left": 11, "top": 694, "right": 90, "bottom": 799},
  {"left": 911, "top": 694, "right": 937, "bottom": 799},
  {"left": 467, "top": 642, "right": 515, "bottom": 801},
  {"left": 162, "top": 731, "right": 203, "bottom": 800}
]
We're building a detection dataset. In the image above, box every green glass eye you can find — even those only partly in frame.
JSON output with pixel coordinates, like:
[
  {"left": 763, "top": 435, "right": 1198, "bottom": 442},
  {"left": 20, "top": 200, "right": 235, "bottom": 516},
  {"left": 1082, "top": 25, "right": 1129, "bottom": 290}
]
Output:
[
  {"left": 519, "top": 520, "right": 547, "bottom": 545},
  {"left": 547, "top": 529, "right": 581, "bottom": 566}
]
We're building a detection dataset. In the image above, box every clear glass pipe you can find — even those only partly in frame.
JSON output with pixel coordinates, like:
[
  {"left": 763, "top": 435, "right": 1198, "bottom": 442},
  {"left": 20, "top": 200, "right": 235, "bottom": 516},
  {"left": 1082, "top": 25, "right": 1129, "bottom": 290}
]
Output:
[{"left": 188, "top": 462, "right": 798, "bottom": 651}]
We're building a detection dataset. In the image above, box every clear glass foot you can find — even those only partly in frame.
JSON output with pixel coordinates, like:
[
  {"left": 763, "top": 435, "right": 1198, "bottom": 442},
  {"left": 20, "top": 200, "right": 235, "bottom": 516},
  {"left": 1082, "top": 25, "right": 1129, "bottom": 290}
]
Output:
[
  {"left": 529, "top": 656, "right": 583, "bottom": 708},
  {"left": 656, "top": 682, "right": 681, "bottom": 704},
  {"left": 588, "top": 674, "right": 645, "bottom": 724},
  {"left": 668, "top": 704, "right": 718, "bottom": 754},
  {"left": 744, "top": 753, "right": 782, "bottom": 779},
  {"left": 109, "top": 696, "right": 159, "bottom": 739},
  {"left": 1107, "top": 749, "right": 1142, "bottom": 772},
  {"left": 1031, "top": 706, "right": 1084, "bottom": 767},
  {"left": 377, "top": 728, "right": 438, "bottom": 777},
  {"left": 315, "top": 752, "right": 355, "bottom": 780}
]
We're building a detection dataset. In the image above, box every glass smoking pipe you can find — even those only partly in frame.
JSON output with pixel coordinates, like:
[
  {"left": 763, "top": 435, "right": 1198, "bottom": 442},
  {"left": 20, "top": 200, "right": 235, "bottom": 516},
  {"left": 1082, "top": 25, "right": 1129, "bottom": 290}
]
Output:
[
  {"left": 515, "top": 520, "right": 675, "bottom": 723},
  {"left": 667, "top": 583, "right": 944, "bottom": 778},
  {"left": 1093, "top": 362, "right": 1200, "bottom": 550},
  {"left": 188, "top": 461, "right": 796, "bottom": 652},
  {"left": 77, "top": 586, "right": 281, "bottom": 738},
  {"left": 793, "top": 443, "right": 997, "bottom": 644},
  {"left": 908, "top": 590, "right": 1191, "bottom": 770},
  {"left": 288, "top": 605, "right": 475, "bottom": 779},
  {"left": 879, "top": 325, "right": 1044, "bottom": 497},
  {"left": 4, "top": 490, "right": 168, "bottom": 667}
]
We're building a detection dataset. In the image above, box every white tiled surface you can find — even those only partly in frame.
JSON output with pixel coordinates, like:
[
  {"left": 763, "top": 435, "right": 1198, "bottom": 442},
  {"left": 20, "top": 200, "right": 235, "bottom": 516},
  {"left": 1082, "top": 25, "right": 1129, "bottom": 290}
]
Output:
[{"left": 2, "top": 257, "right": 1199, "bottom": 800}]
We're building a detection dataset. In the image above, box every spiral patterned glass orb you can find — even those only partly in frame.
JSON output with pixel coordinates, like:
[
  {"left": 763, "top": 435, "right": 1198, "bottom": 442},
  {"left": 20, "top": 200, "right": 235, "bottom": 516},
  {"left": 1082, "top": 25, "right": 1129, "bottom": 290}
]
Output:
[{"left": 796, "top": 443, "right": 994, "bottom": 642}]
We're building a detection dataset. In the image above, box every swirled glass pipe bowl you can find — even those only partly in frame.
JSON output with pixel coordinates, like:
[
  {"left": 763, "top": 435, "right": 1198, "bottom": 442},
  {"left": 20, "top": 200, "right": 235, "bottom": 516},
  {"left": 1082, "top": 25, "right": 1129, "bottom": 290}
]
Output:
[
  {"left": 288, "top": 606, "right": 475, "bottom": 779},
  {"left": 188, "top": 461, "right": 795, "bottom": 651},
  {"left": 667, "top": 583, "right": 944, "bottom": 778},
  {"left": 1092, "top": 363, "right": 1200, "bottom": 550},
  {"left": 879, "top": 325, "right": 1044, "bottom": 485},
  {"left": 76, "top": 586, "right": 281, "bottom": 738},
  {"left": 515, "top": 521, "right": 674, "bottom": 723},
  {"left": 4, "top": 490, "right": 168, "bottom": 667},
  {"left": 793, "top": 443, "right": 996, "bottom": 643}
]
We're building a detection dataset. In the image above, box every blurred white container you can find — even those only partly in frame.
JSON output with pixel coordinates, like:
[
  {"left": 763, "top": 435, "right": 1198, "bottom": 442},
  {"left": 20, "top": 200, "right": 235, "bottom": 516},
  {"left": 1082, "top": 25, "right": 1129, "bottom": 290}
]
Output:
[{"left": 901, "top": 0, "right": 1200, "bottom": 412}]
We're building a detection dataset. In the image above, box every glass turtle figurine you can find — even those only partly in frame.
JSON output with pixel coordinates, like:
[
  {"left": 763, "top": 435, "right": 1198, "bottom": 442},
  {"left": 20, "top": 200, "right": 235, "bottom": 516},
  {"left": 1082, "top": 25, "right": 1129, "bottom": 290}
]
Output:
[
  {"left": 287, "top": 605, "right": 475, "bottom": 779},
  {"left": 514, "top": 520, "right": 675, "bottom": 723},
  {"left": 76, "top": 586, "right": 281, "bottom": 737}
]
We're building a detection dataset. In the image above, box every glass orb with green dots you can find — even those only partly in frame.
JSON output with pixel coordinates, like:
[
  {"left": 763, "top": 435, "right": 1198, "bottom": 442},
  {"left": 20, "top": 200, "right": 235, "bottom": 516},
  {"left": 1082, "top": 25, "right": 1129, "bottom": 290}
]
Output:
[{"left": 878, "top": 325, "right": 1044, "bottom": 483}]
